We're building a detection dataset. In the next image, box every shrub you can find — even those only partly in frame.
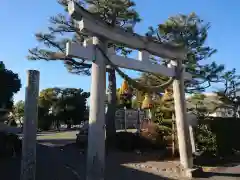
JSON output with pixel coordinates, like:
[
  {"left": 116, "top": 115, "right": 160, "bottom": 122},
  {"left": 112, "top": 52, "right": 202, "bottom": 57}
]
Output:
[
  {"left": 76, "top": 123, "right": 170, "bottom": 152},
  {"left": 0, "top": 132, "right": 22, "bottom": 158},
  {"left": 115, "top": 124, "right": 167, "bottom": 152},
  {"left": 195, "top": 117, "right": 240, "bottom": 157},
  {"left": 141, "top": 123, "right": 169, "bottom": 147},
  {"left": 195, "top": 123, "right": 217, "bottom": 156}
]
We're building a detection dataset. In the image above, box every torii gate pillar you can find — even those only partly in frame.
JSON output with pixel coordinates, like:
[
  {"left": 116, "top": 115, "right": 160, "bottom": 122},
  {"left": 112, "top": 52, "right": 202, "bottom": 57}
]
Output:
[
  {"left": 171, "top": 61, "right": 193, "bottom": 170},
  {"left": 86, "top": 37, "right": 107, "bottom": 180}
]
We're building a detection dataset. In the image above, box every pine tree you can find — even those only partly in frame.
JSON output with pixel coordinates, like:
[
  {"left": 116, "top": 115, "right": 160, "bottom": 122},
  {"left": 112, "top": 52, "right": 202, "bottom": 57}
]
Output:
[
  {"left": 152, "top": 89, "right": 176, "bottom": 154},
  {"left": 187, "top": 93, "right": 222, "bottom": 117},
  {"left": 27, "top": 0, "right": 140, "bottom": 141},
  {"left": 146, "top": 13, "right": 225, "bottom": 93},
  {"left": 187, "top": 93, "right": 207, "bottom": 117},
  {"left": 216, "top": 68, "right": 240, "bottom": 117}
]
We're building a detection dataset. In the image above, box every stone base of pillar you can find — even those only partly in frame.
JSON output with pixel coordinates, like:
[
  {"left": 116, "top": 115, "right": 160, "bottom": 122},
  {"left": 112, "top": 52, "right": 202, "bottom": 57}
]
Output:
[{"left": 184, "top": 167, "right": 203, "bottom": 179}]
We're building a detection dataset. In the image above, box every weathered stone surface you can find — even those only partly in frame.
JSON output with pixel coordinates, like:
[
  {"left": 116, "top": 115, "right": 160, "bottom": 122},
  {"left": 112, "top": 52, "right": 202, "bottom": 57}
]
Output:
[{"left": 20, "top": 70, "right": 40, "bottom": 180}]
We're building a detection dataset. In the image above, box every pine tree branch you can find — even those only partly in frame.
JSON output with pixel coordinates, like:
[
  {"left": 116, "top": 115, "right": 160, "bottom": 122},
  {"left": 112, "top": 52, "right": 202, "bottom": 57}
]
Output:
[
  {"left": 28, "top": 0, "right": 142, "bottom": 76},
  {"left": 28, "top": 47, "right": 91, "bottom": 75}
]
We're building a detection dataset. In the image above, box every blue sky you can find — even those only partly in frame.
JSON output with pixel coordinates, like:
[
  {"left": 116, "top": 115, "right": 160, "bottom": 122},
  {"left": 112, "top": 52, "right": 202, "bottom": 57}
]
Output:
[{"left": 1, "top": 0, "right": 240, "bottom": 102}]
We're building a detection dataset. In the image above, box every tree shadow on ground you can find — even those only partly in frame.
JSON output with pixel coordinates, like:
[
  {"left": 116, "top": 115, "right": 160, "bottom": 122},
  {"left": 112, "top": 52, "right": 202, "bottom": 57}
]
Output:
[
  {"left": 192, "top": 154, "right": 240, "bottom": 179},
  {"left": 2, "top": 138, "right": 240, "bottom": 180},
  {"left": 193, "top": 154, "right": 240, "bottom": 178},
  {"left": 199, "top": 172, "right": 240, "bottom": 178},
  {"left": 194, "top": 154, "right": 240, "bottom": 168},
  {"left": 36, "top": 139, "right": 240, "bottom": 179},
  {"left": 0, "top": 139, "right": 175, "bottom": 180}
]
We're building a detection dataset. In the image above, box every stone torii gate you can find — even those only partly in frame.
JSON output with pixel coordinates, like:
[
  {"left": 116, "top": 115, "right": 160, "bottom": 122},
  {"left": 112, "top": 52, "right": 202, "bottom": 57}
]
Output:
[{"left": 66, "top": 1, "right": 194, "bottom": 179}]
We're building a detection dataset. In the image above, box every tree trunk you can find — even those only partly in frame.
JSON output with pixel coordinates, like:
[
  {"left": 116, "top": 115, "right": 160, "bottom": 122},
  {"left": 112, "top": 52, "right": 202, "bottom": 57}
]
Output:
[
  {"left": 56, "top": 119, "right": 60, "bottom": 131},
  {"left": 106, "top": 67, "right": 117, "bottom": 148},
  {"left": 66, "top": 120, "right": 71, "bottom": 129}
]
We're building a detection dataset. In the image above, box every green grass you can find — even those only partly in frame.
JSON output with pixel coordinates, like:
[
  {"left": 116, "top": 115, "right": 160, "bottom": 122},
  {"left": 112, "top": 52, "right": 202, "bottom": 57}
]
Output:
[{"left": 37, "top": 131, "right": 78, "bottom": 140}]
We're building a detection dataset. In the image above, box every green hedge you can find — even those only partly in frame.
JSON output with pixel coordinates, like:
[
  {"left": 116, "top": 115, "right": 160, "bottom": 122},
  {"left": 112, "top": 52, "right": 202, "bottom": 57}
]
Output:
[{"left": 195, "top": 117, "right": 240, "bottom": 156}]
